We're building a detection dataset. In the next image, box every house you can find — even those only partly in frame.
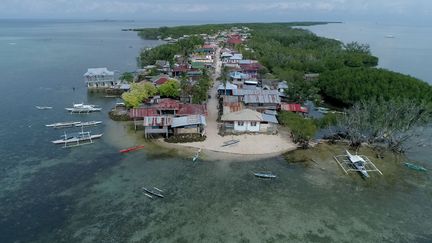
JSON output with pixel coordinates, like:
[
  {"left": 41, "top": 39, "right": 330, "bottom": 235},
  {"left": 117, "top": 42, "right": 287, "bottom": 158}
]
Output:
[
  {"left": 155, "top": 60, "right": 171, "bottom": 73},
  {"left": 280, "top": 103, "right": 308, "bottom": 113},
  {"left": 151, "top": 75, "right": 174, "bottom": 87},
  {"left": 171, "top": 115, "right": 206, "bottom": 135},
  {"left": 239, "top": 63, "right": 261, "bottom": 79},
  {"left": 221, "top": 108, "right": 278, "bottom": 134},
  {"left": 172, "top": 64, "right": 188, "bottom": 77},
  {"left": 224, "top": 53, "right": 243, "bottom": 64},
  {"left": 230, "top": 71, "right": 248, "bottom": 82},
  {"left": 129, "top": 99, "right": 207, "bottom": 138},
  {"left": 84, "top": 68, "right": 118, "bottom": 89},
  {"left": 243, "top": 93, "right": 281, "bottom": 111},
  {"left": 217, "top": 82, "right": 238, "bottom": 96}
]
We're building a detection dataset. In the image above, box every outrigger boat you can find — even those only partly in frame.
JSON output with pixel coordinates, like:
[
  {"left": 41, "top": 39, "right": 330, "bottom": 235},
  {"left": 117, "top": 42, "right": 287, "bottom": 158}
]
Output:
[
  {"left": 119, "top": 145, "right": 145, "bottom": 153},
  {"left": 36, "top": 106, "right": 53, "bottom": 110},
  {"left": 46, "top": 121, "right": 81, "bottom": 128},
  {"left": 192, "top": 148, "right": 202, "bottom": 162},
  {"left": 221, "top": 139, "right": 240, "bottom": 147},
  {"left": 404, "top": 162, "right": 427, "bottom": 172},
  {"left": 52, "top": 130, "right": 103, "bottom": 147},
  {"left": 253, "top": 172, "right": 277, "bottom": 179},
  {"left": 75, "top": 121, "right": 102, "bottom": 127},
  {"left": 142, "top": 187, "right": 164, "bottom": 198},
  {"left": 345, "top": 150, "right": 369, "bottom": 178},
  {"left": 65, "top": 103, "right": 102, "bottom": 113}
]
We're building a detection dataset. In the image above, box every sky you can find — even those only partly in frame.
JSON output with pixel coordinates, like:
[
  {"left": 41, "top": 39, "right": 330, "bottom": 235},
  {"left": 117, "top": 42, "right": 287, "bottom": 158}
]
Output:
[{"left": 1, "top": 0, "right": 431, "bottom": 24}]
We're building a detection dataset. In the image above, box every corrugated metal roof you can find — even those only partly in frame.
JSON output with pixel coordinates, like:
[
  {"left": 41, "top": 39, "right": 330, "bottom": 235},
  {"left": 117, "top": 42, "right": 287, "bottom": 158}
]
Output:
[
  {"left": 217, "top": 82, "right": 238, "bottom": 90},
  {"left": 232, "top": 89, "right": 279, "bottom": 96},
  {"left": 221, "top": 109, "right": 263, "bottom": 122},
  {"left": 171, "top": 115, "right": 206, "bottom": 128},
  {"left": 178, "top": 104, "right": 207, "bottom": 116},
  {"left": 243, "top": 94, "right": 281, "bottom": 104},
  {"left": 280, "top": 103, "right": 308, "bottom": 113},
  {"left": 262, "top": 114, "right": 279, "bottom": 124},
  {"left": 142, "top": 116, "right": 172, "bottom": 126},
  {"left": 129, "top": 108, "right": 158, "bottom": 118},
  {"left": 84, "top": 68, "right": 114, "bottom": 76}
]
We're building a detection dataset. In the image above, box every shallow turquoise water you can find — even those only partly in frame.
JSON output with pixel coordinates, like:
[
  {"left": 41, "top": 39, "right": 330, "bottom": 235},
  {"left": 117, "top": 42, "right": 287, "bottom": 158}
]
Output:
[{"left": 0, "top": 20, "right": 431, "bottom": 242}]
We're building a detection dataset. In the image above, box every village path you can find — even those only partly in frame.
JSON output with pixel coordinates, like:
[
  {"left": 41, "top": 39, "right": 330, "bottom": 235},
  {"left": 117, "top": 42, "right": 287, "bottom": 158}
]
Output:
[{"left": 173, "top": 47, "right": 297, "bottom": 156}]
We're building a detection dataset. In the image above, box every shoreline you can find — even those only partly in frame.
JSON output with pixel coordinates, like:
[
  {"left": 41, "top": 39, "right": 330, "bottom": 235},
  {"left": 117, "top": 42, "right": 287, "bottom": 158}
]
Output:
[{"left": 154, "top": 137, "right": 297, "bottom": 161}]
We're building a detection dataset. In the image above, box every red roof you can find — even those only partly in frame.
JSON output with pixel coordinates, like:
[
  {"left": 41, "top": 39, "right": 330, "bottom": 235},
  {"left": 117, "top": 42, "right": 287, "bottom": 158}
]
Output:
[
  {"left": 228, "top": 38, "right": 242, "bottom": 45},
  {"left": 173, "top": 65, "right": 188, "bottom": 73},
  {"left": 154, "top": 77, "right": 169, "bottom": 85},
  {"left": 240, "top": 63, "right": 262, "bottom": 72},
  {"left": 280, "top": 103, "right": 308, "bottom": 113},
  {"left": 202, "top": 44, "right": 216, "bottom": 49},
  {"left": 154, "top": 98, "right": 181, "bottom": 110},
  {"left": 178, "top": 104, "right": 207, "bottom": 116},
  {"left": 129, "top": 108, "right": 158, "bottom": 118}
]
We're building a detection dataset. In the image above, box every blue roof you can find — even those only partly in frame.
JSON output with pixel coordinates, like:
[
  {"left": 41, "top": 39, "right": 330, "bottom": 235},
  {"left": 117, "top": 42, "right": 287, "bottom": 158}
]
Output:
[{"left": 230, "top": 71, "right": 248, "bottom": 79}]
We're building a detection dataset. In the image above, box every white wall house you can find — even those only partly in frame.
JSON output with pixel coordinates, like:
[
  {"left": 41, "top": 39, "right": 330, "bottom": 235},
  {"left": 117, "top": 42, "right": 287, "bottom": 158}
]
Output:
[
  {"left": 221, "top": 108, "right": 262, "bottom": 133},
  {"left": 84, "top": 68, "right": 117, "bottom": 89},
  {"left": 233, "top": 120, "right": 260, "bottom": 132}
]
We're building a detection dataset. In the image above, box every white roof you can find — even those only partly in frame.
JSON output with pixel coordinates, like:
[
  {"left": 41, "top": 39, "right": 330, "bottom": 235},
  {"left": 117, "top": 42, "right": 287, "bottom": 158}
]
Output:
[
  {"left": 230, "top": 54, "right": 243, "bottom": 60},
  {"left": 221, "top": 109, "right": 263, "bottom": 122},
  {"left": 84, "top": 68, "right": 114, "bottom": 76}
]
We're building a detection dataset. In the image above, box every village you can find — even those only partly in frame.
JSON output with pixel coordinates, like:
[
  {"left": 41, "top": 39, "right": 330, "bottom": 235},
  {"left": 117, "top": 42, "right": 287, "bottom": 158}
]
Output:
[{"left": 84, "top": 26, "right": 314, "bottom": 155}]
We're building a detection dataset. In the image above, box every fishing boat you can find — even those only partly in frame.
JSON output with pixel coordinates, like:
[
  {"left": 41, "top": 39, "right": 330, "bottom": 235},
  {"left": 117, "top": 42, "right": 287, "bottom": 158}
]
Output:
[
  {"left": 46, "top": 121, "right": 81, "bottom": 128},
  {"left": 221, "top": 139, "right": 240, "bottom": 147},
  {"left": 75, "top": 121, "right": 102, "bottom": 127},
  {"left": 142, "top": 187, "right": 164, "bottom": 198},
  {"left": 52, "top": 130, "right": 103, "bottom": 147},
  {"left": 192, "top": 148, "right": 202, "bottom": 162},
  {"left": 65, "top": 103, "right": 102, "bottom": 113},
  {"left": 345, "top": 150, "right": 369, "bottom": 178},
  {"left": 404, "top": 162, "right": 427, "bottom": 172},
  {"left": 253, "top": 172, "right": 277, "bottom": 179},
  {"left": 385, "top": 34, "right": 395, "bottom": 38},
  {"left": 36, "top": 106, "right": 53, "bottom": 110},
  {"left": 119, "top": 145, "right": 145, "bottom": 153},
  {"left": 315, "top": 107, "right": 330, "bottom": 114}
]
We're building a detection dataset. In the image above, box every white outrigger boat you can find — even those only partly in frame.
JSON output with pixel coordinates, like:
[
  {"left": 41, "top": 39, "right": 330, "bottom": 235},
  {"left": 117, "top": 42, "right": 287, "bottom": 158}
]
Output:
[
  {"left": 192, "top": 148, "right": 202, "bottom": 162},
  {"left": 65, "top": 103, "right": 102, "bottom": 113},
  {"left": 36, "top": 106, "right": 53, "bottom": 110},
  {"left": 46, "top": 121, "right": 81, "bottom": 128},
  {"left": 253, "top": 172, "right": 277, "bottom": 179},
  {"left": 74, "top": 121, "right": 102, "bottom": 127},
  {"left": 345, "top": 150, "right": 369, "bottom": 178},
  {"left": 52, "top": 130, "right": 103, "bottom": 147}
]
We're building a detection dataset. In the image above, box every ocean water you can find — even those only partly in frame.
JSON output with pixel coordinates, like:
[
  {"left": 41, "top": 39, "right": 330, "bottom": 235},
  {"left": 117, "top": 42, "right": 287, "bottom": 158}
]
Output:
[{"left": 0, "top": 20, "right": 431, "bottom": 242}]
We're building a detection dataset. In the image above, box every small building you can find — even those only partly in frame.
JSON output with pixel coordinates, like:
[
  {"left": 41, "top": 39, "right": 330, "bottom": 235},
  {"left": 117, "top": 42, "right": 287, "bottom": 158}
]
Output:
[
  {"left": 84, "top": 68, "right": 117, "bottom": 89},
  {"left": 217, "top": 82, "right": 237, "bottom": 96},
  {"left": 243, "top": 93, "right": 281, "bottom": 111},
  {"left": 221, "top": 108, "right": 278, "bottom": 134},
  {"left": 304, "top": 73, "right": 320, "bottom": 81},
  {"left": 230, "top": 71, "right": 248, "bottom": 82},
  {"left": 280, "top": 103, "right": 308, "bottom": 113},
  {"left": 171, "top": 115, "right": 206, "bottom": 135}
]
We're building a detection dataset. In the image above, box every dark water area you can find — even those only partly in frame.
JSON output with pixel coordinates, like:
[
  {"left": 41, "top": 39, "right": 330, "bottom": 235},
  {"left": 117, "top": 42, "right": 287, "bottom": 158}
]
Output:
[{"left": 0, "top": 20, "right": 431, "bottom": 242}]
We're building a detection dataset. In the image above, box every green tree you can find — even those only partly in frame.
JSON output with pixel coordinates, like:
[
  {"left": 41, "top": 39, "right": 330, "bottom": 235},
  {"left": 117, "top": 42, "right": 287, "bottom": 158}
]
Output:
[
  {"left": 120, "top": 72, "right": 134, "bottom": 83},
  {"left": 121, "top": 82, "right": 157, "bottom": 108},
  {"left": 158, "top": 79, "right": 180, "bottom": 98},
  {"left": 278, "top": 111, "right": 317, "bottom": 148}
]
